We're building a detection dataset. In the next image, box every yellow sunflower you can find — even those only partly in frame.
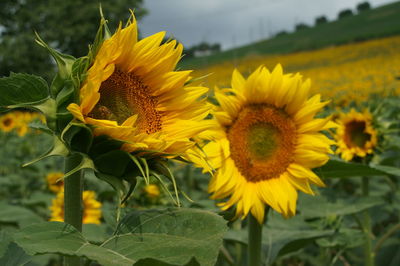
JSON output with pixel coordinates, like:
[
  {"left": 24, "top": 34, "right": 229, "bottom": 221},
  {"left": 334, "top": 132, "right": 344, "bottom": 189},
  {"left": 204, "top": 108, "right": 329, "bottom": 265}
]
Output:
[
  {"left": 202, "top": 65, "right": 335, "bottom": 223},
  {"left": 335, "top": 108, "right": 377, "bottom": 161},
  {"left": 46, "top": 172, "right": 64, "bottom": 193},
  {"left": 67, "top": 14, "right": 211, "bottom": 157},
  {"left": 144, "top": 184, "right": 161, "bottom": 199},
  {"left": 0, "top": 113, "right": 16, "bottom": 132},
  {"left": 50, "top": 190, "right": 102, "bottom": 224}
]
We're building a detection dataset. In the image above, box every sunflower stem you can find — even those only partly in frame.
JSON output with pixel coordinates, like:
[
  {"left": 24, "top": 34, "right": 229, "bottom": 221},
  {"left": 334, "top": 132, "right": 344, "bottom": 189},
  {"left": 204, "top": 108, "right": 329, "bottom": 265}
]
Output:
[
  {"left": 64, "top": 153, "right": 83, "bottom": 266},
  {"left": 248, "top": 213, "right": 262, "bottom": 266},
  {"left": 362, "top": 177, "right": 374, "bottom": 266}
]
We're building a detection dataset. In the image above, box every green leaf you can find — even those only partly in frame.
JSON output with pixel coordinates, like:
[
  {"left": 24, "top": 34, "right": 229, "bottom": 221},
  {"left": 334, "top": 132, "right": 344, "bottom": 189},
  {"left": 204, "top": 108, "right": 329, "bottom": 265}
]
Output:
[
  {"left": 316, "top": 228, "right": 365, "bottom": 248},
  {"left": 0, "top": 73, "right": 49, "bottom": 112},
  {"left": 64, "top": 153, "right": 96, "bottom": 178},
  {"left": 0, "top": 241, "right": 32, "bottom": 266},
  {"left": 0, "top": 203, "right": 43, "bottom": 228},
  {"left": 297, "top": 194, "right": 384, "bottom": 218},
  {"left": 105, "top": 208, "right": 227, "bottom": 266},
  {"left": 370, "top": 163, "right": 400, "bottom": 176},
  {"left": 14, "top": 222, "right": 135, "bottom": 266},
  {"left": 71, "top": 57, "right": 89, "bottom": 89},
  {"left": 133, "top": 258, "right": 200, "bottom": 266},
  {"left": 82, "top": 224, "right": 109, "bottom": 244},
  {"left": 225, "top": 215, "right": 333, "bottom": 265},
  {"left": 316, "top": 157, "right": 395, "bottom": 178},
  {"left": 35, "top": 33, "right": 75, "bottom": 97},
  {"left": 22, "top": 136, "right": 69, "bottom": 167},
  {"left": 95, "top": 172, "right": 127, "bottom": 199},
  {"left": 94, "top": 150, "right": 131, "bottom": 177},
  {"left": 61, "top": 122, "right": 93, "bottom": 153}
]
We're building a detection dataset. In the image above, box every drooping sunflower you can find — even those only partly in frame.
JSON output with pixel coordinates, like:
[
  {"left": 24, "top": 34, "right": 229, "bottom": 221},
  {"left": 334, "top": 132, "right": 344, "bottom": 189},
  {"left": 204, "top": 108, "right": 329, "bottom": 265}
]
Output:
[
  {"left": 335, "top": 109, "right": 377, "bottom": 161},
  {"left": 0, "top": 113, "right": 16, "bottom": 132},
  {"left": 67, "top": 15, "right": 211, "bottom": 157},
  {"left": 46, "top": 172, "right": 64, "bottom": 193},
  {"left": 202, "top": 65, "right": 335, "bottom": 223},
  {"left": 50, "top": 190, "right": 102, "bottom": 224}
]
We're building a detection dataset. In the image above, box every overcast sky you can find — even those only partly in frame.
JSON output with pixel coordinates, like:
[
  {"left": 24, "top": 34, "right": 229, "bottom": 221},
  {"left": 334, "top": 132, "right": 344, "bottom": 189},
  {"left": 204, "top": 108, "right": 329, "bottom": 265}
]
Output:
[{"left": 138, "top": 0, "right": 397, "bottom": 50}]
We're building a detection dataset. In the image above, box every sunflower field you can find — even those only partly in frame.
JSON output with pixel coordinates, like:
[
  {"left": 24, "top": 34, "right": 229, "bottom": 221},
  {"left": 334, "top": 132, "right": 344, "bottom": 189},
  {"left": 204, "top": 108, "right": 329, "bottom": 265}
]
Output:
[{"left": 1, "top": 3, "right": 400, "bottom": 266}]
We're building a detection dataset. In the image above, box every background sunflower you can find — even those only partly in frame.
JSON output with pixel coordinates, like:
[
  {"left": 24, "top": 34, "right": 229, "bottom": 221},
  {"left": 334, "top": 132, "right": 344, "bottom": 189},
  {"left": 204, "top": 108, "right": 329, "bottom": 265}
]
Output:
[{"left": 202, "top": 65, "right": 335, "bottom": 223}]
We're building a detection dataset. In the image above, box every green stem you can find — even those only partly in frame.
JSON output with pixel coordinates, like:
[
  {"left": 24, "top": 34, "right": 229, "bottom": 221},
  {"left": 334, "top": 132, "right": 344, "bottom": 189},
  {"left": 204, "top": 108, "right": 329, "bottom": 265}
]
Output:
[
  {"left": 362, "top": 177, "right": 374, "bottom": 266},
  {"left": 248, "top": 207, "right": 269, "bottom": 266},
  {"left": 64, "top": 153, "right": 83, "bottom": 266}
]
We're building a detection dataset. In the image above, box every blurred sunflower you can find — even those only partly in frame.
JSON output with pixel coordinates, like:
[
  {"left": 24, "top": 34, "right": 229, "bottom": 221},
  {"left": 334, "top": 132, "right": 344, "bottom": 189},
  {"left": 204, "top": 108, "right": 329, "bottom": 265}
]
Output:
[
  {"left": 335, "top": 109, "right": 377, "bottom": 161},
  {"left": 67, "top": 14, "right": 211, "bottom": 158},
  {"left": 144, "top": 184, "right": 161, "bottom": 199},
  {"left": 50, "top": 190, "right": 102, "bottom": 224},
  {"left": 202, "top": 65, "right": 335, "bottom": 223},
  {"left": 46, "top": 172, "right": 64, "bottom": 193},
  {"left": 0, "top": 113, "right": 16, "bottom": 132}
]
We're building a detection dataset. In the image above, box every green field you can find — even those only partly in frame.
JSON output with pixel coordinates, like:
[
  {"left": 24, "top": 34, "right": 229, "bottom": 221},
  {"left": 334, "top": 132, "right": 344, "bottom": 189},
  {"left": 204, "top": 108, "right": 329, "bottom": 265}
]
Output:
[{"left": 181, "top": 1, "right": 400, "bottom": 68}]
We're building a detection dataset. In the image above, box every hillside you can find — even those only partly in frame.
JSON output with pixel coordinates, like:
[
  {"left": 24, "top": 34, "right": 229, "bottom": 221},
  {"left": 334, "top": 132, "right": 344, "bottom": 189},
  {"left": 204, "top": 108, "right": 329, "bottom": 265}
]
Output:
[{"left": 181, "top": 1, "right": 400, "bottom": 68}]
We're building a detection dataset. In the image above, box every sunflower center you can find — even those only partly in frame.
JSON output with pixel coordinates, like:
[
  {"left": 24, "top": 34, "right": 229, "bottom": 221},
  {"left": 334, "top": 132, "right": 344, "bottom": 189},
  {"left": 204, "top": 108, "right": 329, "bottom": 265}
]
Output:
[
  {"left": 344, "top": 120, "right": 371, "bottom": 148},
  {"left": 88, "top": 68, "right": 162, "bottom": 134},
  {"left": 2, "top": 118, "right": 12, "bottom": 127},
  {"left": 227, "top": 104, "right": 297, "bottom": 183}
]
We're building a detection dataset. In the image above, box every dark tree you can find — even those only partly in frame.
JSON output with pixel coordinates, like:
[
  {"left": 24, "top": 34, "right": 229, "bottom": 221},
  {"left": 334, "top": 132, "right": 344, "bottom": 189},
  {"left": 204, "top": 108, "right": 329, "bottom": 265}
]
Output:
[
  {"left": 315, "top": 16, "right": 328, "bottom": 26},
  {"left": 275, "top": 31, "right": 288, "bottom": 37},
  {"left": 295, "top": 23, "right": 310, "bottom": 31},
  {"left": 338, "top": 9, "right": 354, "bottom": 20},
  {"left": 0, "top": 0, "right": 147, "bottom": 79},
  {"left": 357, "top": 2, "right": 371, "bottom": 12}
]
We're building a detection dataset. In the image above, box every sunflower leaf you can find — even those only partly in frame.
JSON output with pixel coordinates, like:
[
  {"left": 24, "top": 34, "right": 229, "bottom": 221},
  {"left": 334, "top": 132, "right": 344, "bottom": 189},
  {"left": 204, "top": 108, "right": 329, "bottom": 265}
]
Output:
[
  {"left": 109, "top": 208, "right": 227, "bottom": 266},
  {"left": 0, "top": 73, "right": 50, "bottom": 112},
  {"left": 13, "top": 222, "right": 135, "bottom": 266},
  {"left": 64, "top": 153, "right": 96, "bottom": 178},
  {"left": 35, "top": 32, "right": 75, "bottom": 97},
  {"left": 0, "top": 202, "right": 43, "bottom": 228},
  {"left": 22, "top": 136, "right": 69, "bottom": 167},
  {"left": 0, "top": 241, "right": 32, "bottom": 266},
  {"left": 316, "top": 157, "right": 397, "bottom": 178},
  {"left": 224, "top": 214, "right": 333, "bottom": 264},
  {"left": 61, "top": 122, "right": 93, "bottom": 153}
]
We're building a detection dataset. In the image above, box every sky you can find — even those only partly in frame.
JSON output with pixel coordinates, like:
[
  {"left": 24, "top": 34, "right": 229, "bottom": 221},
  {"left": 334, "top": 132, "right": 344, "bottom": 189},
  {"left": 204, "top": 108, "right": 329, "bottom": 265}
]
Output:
[{"left": 138, "top": 0, "right": 397, "bottom": 50}]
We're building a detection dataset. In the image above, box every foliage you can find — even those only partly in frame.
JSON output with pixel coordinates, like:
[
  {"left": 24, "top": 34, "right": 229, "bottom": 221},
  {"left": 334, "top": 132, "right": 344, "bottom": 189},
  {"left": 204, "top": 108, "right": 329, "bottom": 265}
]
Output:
[
  {"left": 295, "top": 23, "right": 310, "bottom": 31},
  {"left": 337, "top": 9, "right": 354, "bottom": 20},
  {"left": 315, "top": 16, "right": 328, "bottom": 26},
  {"left": 0, "top": 0, "right": 147, "bottom": 80},
  {"left": 357, "top": 2, "right": 371, "bottom": 12}
]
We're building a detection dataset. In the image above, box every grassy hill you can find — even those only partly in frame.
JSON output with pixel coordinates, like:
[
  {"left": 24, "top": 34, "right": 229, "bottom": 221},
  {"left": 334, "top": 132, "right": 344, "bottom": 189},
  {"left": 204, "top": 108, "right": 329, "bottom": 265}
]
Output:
[{"left": 181, "top": 1, "right": 400, "bottom": 68}]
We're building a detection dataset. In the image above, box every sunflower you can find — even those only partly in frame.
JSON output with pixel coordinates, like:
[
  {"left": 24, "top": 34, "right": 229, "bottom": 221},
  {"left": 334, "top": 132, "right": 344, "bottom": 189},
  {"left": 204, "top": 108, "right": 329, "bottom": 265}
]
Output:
[
  {"left": 67, "top": 14, "right": 211, "bottom": 158},
  {"left": 50, "top": 190, "right": 102, "bottom": 224},
  {"left": 202, "top": 65, "right": 335, "bottom": 223},
  {"left": 46, "top": 172, "right": 64, "bottom": 193},
  {"left": 144, "top": 184, "right": 161, "bottom": 199},
  {"left": 0, "top": 113, "right": 16, "bottom": 132},
  {"left": 335, "top": 109, "right": 377, "bottom": 161}
]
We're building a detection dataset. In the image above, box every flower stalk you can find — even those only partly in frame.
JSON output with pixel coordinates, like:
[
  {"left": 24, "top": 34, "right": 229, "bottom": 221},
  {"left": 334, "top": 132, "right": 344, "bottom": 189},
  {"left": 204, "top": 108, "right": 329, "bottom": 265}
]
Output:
[
  {"left": 362, "top": 177, "right": 374, "bottom": 266},
  {"left": 248, "top": 213, "right": 262, "bottom": 266},
  {"left": 64, "top": 153, "right": 84, "bottom": 266}
]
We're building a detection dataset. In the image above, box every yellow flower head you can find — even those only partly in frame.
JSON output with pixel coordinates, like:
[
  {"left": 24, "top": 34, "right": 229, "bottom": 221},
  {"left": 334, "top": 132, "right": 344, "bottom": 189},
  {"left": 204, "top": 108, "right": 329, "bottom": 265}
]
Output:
[
  {"left": 203, "top": 65, "right": 335, "bottom": 224},
  {"left": 144, "top": 184, "right": 161, "bottom": 199},
  {"left": 335, "top": 108, "right": 377, "bottom": 161},
  {"left": 67, "top": 14, "right": 211, "bottom": 158},
  {"left": 0, "top": 113, "right": 16, "bottom": 132},
  {"left": 46, "top": 172, "right": 64, "bottom": 193},
  {"left": 50, "top": 190, "right": 102, "bottom": 224}
]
